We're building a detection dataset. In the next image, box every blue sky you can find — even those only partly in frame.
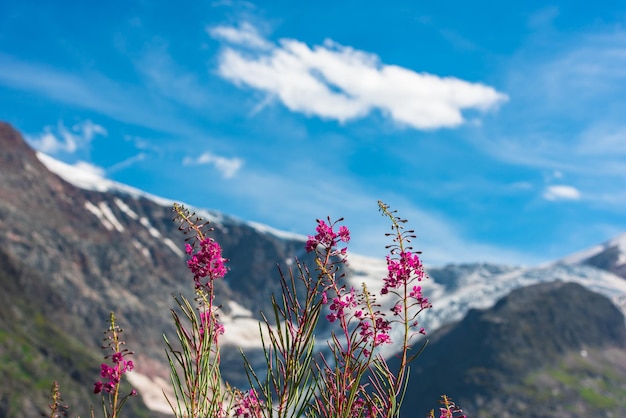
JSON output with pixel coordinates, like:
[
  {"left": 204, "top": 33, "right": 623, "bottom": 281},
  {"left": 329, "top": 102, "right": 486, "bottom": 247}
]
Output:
[{"left": 1, "top": 1, "right": 625, "bottom": 265}]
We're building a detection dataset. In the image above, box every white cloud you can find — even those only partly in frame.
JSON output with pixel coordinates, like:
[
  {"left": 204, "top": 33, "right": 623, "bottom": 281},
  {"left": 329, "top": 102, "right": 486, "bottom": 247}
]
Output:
[
  {"left": 209, "top": 24, "right": 508, "bottom": 130},
  {"left": 543, "top": 185, "right": 581, "bottom": 201},
  {"left": 183, "top": 152, "right": 243, "bottom": 178},
  {"left": 27, "top": 120, "right": 107, "bottom": 154},
  {"left": 208, "top": 22, "right": 272, "bottom": 50},
  {"left": 75, "top": 119, "right": 107, "bottom": 142}
]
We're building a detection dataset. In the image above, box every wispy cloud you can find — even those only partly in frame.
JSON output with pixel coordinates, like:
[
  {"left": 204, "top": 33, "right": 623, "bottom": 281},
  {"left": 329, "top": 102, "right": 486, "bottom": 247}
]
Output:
[
  {"left": 543, "top": 185, "right": 581, "bottom": 201},
  {"left": 183, "top": 151, "right": 244, "bottom": 178},
  {"left": 0, "top": 53, "right": 208, "bottom": 138},
  {"left": 27, "top": 120, "right": 107, "bottom": 154},
  {"left": 133, "top": 41, "right": 211, "bottom": 108},
  {"left": 209, "top": 22, "right": 272, "bottom": 50},
  {"left": 107, "top": 153, "right": 147, "bottom": 173},
  {"left": 208, "top": 23, "right": 508, "bottom": 129}
]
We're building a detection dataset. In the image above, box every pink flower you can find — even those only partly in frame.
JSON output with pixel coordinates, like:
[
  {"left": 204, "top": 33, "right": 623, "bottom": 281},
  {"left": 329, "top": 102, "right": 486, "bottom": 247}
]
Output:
[
  {"left": 233, "top": 389, "right": 263, "bottom": 417},
  {"left": 93, "top": 381, "right": 103, "bottom": 394},
  {"left": 112, "top": 352, "right": 123, "bottom": 363},
  {"left": 382, "top": 251, "right": 424, "bottom": 295},
  {"left": 304, "top": 219, "right": 350, "bottom": 258},
  {"left": 338, "top": 225, "right": 350, "bottom": 243},
  {"left": 186, "top": 238, "right": 228, "bottom": 289},
  {"left": 391, "top": 304, "right": 402, "bottom": 315}
]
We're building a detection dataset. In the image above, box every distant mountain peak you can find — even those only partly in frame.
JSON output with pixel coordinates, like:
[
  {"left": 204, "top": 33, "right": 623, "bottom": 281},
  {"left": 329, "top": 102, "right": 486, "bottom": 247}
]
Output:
[
  {"left": 0, "top": 122, "right": 37, "bottom": 158},
  {"left": 557, "top": 232, "right": 626, "bottom": 280},
  {"left": 0, "top": 122, "right": 50, "bottom": 179}
]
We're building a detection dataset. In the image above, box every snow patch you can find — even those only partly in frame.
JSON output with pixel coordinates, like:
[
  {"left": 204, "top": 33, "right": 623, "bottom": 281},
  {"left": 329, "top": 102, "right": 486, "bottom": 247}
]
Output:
[
  {"left": 163, "top": 237, "right": 184, "bottom": 257},
  {"left": 227, "top": 300, "right": 253, "bottom": 318},
  {"left": 140, "top": 217, "right": 162, "bottom": 238},
  {"left": 220, "top": 316, "right": 267, "bottom": 348},
  {"left": 609, "top": 232, "right": 626, "bottom": 252},
  {"left": 97, "top": 201, "right": 125, "bottom": 232},
  {"left": 346, "top": 253, "right": 387, "bottom": 293},
  {"left": 38, "top": 153, "right": 310, "bottom": 245},
  {"left": 138, "top": 217, "right": 184, "bottom": 257},
  {"left": 114, "top": 197, "right": 139, "bottom": 220},
  {"left": 125, "top": 372, "right": 174, "bottom": 415},
  {"left": 84, "top": 201, "right": 114, "bottom": 231},
  {"left": 247, "top": 220, "right": 306, "bottom": 242},
  {"left": 556, "top": 231, "right": 626, "bottom": 266}
]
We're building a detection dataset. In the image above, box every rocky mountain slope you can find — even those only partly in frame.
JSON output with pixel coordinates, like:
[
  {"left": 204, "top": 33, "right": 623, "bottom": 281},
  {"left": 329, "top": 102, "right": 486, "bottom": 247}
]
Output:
[
  {"left": 0, "top": 122, "right": 313, "bottom": 415},
  {"left": 1, "top": 121, "right": 626, "bottom": 416},
  {"left": 397, "top": 281, "right": 626, "bottom": 417},
  {"left": 0, "top": 246, "right": 151, "bottom": 417}
]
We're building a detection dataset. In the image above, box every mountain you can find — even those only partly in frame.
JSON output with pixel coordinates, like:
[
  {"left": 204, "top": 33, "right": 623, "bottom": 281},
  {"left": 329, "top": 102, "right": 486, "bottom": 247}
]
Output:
[
  {"left": 396, "top": 281, "right": 626, "bottom": 417},
  {"left": 0, "top": 122, "right": 313, "bottom": 416},
  {"left": 2, "top": 121, "right": 626, "bottom": 416},
  {"left": 557, "top": 232, "right": 626, "bottom": 280}
]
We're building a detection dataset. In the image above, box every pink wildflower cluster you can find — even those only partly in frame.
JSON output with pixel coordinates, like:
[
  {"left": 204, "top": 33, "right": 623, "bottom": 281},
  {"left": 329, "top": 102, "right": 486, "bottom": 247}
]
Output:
[
  {"left": 358, "top": 315, "right": 392, "bottom": 347},
  {"left": 92, "top": 313, "right": 136, "bottom": 404},
  {"left": 382, "top": 248, "right": 431, "bottom": 335},
  {"left": 352, "top": 397, "right": 380, "bottom": 417},
  {"left": 307, "top": 219, "right": 393, "bottom": 349},
  {"left": 93, "top": 352, "right": 135, "bottom": 394},
  {"left": 410, "top": 284, "right": 431, "bottom": 310},
  {"left": 382, "top": 250, "right": 424, "bottom": 295},
  {"left": 305, "top": 218, "right": 350, "bottom": 256},
  {"left": 325, "top": 287, "right": 357, "bottom": 323},
  {"left": 185, "top": 238, "right": 228, "bottom": 290},
  {"left": 232, "top": 389, "right": 263, "bottom": 417}
]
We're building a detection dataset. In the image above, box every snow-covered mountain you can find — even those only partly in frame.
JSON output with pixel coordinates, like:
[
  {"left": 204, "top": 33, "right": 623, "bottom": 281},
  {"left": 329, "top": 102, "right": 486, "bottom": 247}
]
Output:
[
  {"left": 37, "top": 148, "right": 626, "bottom": 323},
  {"left": 39, "top": 147, "right": 626, "bottom": 335},
  {"left": 348, "top": 257, "right": 626, "bottom": 359},
  {"left": 556, "top": 231, "right": 626, "bottom": 279}
]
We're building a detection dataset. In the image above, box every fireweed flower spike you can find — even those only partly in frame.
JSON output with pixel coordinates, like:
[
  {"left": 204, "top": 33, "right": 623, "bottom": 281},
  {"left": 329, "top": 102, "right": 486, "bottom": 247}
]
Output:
[
  {"left": 93, "top": 312, "right": 136, "bottom": 418},
  {"left": 45, "top": 381, "right": 69, "bottom": 418},
  {"left": 307, "top": 217, "right": 398, "bottom": 417},
  {"left": 164, "top": 204, "right": 232, "bottom": 418}
]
